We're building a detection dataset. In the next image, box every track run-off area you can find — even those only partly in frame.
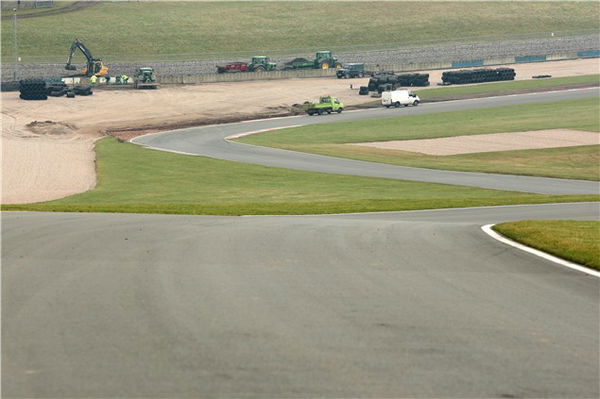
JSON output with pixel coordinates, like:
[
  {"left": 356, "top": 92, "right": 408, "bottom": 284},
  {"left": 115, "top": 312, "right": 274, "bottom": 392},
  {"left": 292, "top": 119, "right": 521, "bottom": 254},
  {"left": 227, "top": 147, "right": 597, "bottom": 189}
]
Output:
[{"left": 3, "top": 88, "right": 599, "bottom": 398}]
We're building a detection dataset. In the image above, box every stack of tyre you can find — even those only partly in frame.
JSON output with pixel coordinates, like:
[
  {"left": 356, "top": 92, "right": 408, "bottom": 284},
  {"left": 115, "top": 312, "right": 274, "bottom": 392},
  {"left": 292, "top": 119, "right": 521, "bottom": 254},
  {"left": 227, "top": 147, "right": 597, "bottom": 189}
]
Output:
[
  {"left": 367, "top": 72, "right": 430, "bottom": 94},
  {"left": 47, "top": 81, "right": 68, "bottom": 97},
  {"left": 442, "top": 68, "right": 515, "bottom": 85},
  {"left": 19, "top": 80, "right": 48, "bottom": 100},
  {"left": 73, "top": 85, "right": 93, "bottom": 96},
  {"left": 396, "top": 73, "right": 429, "bottom": 87}
]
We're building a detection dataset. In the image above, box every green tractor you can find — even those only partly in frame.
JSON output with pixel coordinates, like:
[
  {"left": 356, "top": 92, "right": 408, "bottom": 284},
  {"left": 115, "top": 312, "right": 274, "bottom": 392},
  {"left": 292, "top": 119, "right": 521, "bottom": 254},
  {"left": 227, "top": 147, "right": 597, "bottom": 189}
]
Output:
[
  {"left": 314, "top": 50, "right": 342, "bottom": 70},
  {"left": 133, "top": 67, "right": 159, "bottom": 89},
  {"left": 283, "top": 51, "right": 342, "bottom": 70},
  {"left": 249, "top": 56, "right": 277, "bottom": 72}
]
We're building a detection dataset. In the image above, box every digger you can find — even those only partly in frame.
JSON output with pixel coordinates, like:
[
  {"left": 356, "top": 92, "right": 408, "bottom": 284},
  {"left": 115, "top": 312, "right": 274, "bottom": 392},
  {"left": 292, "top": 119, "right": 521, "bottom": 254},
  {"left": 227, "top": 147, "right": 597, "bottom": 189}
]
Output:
[{"left": 65, "top": 39, "right": 109, "bottom": 77}]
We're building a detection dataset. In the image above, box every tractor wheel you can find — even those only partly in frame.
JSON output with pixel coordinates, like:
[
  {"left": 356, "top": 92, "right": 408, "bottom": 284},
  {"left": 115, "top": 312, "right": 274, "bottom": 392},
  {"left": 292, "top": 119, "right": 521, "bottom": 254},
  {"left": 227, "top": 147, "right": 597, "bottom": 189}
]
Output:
[
  {"left": 334, "top": 62, "right": 343, "bottom": 69},
  {"left": 254, "top": 65, "right": 266, "bottom": 73},
  {"left": 320, "top": 62, "right": 329, "bottom": 70}
]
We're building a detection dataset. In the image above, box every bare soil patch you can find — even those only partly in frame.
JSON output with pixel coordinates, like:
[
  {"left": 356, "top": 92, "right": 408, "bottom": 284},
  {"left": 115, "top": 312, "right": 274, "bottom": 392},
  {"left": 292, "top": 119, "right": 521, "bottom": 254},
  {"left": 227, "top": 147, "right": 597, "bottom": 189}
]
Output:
[
  {"left": 351, "top": 129, "right": 599, "bottom": 156},
  {"left": 2, "top": 58, "right": 598, "bottom": 204}
]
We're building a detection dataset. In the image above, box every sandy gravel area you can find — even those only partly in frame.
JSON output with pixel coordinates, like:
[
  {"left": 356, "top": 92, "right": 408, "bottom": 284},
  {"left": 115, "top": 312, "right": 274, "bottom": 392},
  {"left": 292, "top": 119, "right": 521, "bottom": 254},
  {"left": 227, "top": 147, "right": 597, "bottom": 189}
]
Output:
[
  {"left": 1, "top": 58, "right": 598, "bottom": 204},
  {"left": 351, "top": 129, "right": 599, "bottom": 156}
]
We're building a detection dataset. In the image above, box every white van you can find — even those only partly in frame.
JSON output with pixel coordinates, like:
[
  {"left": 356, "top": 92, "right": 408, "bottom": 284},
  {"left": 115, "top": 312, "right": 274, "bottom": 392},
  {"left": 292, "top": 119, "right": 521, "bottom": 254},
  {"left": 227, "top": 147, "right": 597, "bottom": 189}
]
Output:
[{"left": 381, "top": 90, "right": 420, "bottom": 108}]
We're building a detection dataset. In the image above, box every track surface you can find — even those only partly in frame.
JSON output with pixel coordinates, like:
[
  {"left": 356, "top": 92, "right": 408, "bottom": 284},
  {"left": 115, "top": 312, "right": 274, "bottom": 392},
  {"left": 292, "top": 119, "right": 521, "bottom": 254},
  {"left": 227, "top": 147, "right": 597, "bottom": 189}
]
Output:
[
  {"left": 4, "top": 90, "right": 600, "bottom": 398},
  {"left": 133, "top": 87, "right": 600, "bottom": 195},
  {"left": 2, "top": 204, "right": 599, "bottom": 398}
]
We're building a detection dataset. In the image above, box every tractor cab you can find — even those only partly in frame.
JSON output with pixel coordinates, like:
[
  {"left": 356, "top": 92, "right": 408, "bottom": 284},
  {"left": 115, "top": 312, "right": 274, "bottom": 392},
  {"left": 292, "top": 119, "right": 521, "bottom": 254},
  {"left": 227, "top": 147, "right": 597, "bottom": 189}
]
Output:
[
  {"left": 314, "top": 51, "right": 341, "bottom": 69},
  {"left": 315, "top": 51, "right": 332, "bottom": 61},
  {"left": 250, "top": 56, "right": 277, "bottom": 71},
  {"left": 251, "top": 56, "right": 269, "bottom": 64}
]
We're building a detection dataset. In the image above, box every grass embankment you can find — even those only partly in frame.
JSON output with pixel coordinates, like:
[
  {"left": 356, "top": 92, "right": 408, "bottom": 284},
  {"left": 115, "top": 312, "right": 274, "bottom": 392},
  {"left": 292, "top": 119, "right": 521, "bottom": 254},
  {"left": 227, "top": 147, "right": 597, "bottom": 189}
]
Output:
[
  {"left": 415, "top": 75, "right": 600, "bottom": 102},
  {"left": 493, "top": 221, "right": 600, "bottom": 270},
  {"left": 239, "top": 98, "right": 600, "bottom": 181},
  {"left": 1, "top": 1, "right": 598, "bottom": 62},
  {"left": 2, "top": 138, "right": 597, "bottom": 216}
]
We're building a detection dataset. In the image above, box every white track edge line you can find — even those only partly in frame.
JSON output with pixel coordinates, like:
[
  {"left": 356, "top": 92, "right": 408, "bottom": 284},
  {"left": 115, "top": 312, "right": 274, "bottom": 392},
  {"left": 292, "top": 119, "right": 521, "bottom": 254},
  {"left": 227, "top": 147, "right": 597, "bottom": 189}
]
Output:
[{"left": 481, "top": 224, "right": 600, "bottom": 277}]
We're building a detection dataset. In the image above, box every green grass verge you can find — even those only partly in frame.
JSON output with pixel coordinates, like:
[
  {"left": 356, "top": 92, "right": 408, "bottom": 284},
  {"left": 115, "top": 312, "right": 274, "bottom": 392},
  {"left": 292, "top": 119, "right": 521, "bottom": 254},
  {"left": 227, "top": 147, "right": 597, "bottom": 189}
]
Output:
[
  {"left": 2, "top": 1, "right": 598, "bottom": 62},
  {"left": 415, "top": 75, "right": 600, "bottom": 102},
  {"left": 2, "top": 138, "right": 597, "bottom": 216},
  {"left": 238, "top": 98, "right": 600, "bottom": 181},
  {"left": 493, "top": 220, "right": 600, "bottom": 270}
]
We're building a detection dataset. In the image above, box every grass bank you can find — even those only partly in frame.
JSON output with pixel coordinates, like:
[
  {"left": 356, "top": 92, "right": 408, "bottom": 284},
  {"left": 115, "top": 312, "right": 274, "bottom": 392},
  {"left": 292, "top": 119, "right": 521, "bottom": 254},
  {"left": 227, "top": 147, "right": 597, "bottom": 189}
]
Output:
[
  {"left": 2, "top": 2, "right": 598, "bottom": 62},
  {"left": 2, "top": 138, "right": 597, "bottom": 216},
  {"left": 493, "top": 221, "right": 600, "bottom": 270},
  {"left": 238, "top": 98, "right": 600, "bottom": 181}
]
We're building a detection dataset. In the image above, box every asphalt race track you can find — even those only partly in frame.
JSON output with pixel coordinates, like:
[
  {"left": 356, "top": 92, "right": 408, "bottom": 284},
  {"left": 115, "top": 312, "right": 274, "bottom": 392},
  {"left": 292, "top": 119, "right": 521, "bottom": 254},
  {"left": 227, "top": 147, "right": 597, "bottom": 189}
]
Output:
[
  {"left": 2, "top": 204, "right": 599, "bottom": 398},
  {"left": 133, "top": 88, "right": 600, "bottom": 195},
  {"left": 3, "top": 89, "right": 600, "bottom": 398}
]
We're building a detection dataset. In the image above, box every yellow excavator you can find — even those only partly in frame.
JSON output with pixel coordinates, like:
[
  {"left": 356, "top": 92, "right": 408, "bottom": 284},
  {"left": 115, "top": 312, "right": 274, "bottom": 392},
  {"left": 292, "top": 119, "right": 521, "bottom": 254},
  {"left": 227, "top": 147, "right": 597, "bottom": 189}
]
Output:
[{"left": 65, "top": 39, "right": 109, "bottom": 77}]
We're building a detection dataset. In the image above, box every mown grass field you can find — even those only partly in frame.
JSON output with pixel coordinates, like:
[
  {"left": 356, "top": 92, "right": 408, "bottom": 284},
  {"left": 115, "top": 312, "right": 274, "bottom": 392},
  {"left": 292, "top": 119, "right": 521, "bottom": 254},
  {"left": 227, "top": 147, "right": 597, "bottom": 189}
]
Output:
[
  {"left": 238, "top": 98, "right": 600, "bottom": 181},
  {"left": 494, "top": 220, "right": 600, "bottom": 270},
  {"left": 2, "top": 1, "right": 598, "bottom": 62},
  {"left": 2, "top": 138, "right": 597, "bottom": 216}
]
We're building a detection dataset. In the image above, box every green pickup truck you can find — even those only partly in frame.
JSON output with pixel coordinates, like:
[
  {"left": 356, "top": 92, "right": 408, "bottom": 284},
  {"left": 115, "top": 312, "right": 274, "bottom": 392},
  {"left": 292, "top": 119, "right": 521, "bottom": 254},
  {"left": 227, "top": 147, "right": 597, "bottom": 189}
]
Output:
[{"left": 302, "top": 96, "right": 344, "bottom": 115}]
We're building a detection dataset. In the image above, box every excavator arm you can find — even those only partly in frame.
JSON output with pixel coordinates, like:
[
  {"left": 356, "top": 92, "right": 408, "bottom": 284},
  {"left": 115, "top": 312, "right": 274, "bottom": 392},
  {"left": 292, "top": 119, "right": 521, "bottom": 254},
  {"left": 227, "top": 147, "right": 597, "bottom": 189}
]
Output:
[{"left": 65, "top": 39, "right": 108, "bottom": 77}]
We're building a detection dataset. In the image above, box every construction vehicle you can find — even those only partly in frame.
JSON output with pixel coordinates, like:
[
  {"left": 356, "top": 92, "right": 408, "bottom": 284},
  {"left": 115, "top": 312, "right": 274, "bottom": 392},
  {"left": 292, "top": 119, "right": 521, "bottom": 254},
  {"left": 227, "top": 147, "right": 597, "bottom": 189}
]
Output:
[
  {"left": 336, "top": 63, "right": 365, "bottom": 78},
  {"left": 65, "top": 39, "right": 109, "bottom": 77},
  {"left": 302, "top": 96, "right": 344, "bottom": 115},
  {"left": 217, "top": 56, "right": 277, "bottom": 73},
  {"left": 283, "top": 51, "right": 342, "bottom": 70},
  {"left": 133, "top": 67, "right": 159, "bottom": 89}
]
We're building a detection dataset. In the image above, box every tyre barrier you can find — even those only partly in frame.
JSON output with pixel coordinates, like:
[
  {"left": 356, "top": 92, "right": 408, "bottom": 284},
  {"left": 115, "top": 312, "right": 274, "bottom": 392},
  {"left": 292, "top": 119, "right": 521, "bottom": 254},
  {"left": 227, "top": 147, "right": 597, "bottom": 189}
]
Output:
[
  {"left": 46, "top": 81, "right": 68, "bottom": 97},
  {"left": 19, "top": 79, "right": 48, "bottom": 100},
  {"left": 73, "top": 85, "right": 93, "bottom": 96},
  {"left": 368, "top": 72, "right": 430, "bottom": 92},
  {"left": 441, "top": 67, "right": 515, "bottom": 85}
]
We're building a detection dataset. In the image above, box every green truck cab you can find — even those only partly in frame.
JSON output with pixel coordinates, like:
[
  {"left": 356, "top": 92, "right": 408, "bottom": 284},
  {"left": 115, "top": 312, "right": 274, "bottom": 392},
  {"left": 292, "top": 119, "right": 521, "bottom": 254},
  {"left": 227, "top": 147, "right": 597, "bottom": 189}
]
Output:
[{"left": 302, "top": 96, "right": 344, "bottom": 115}]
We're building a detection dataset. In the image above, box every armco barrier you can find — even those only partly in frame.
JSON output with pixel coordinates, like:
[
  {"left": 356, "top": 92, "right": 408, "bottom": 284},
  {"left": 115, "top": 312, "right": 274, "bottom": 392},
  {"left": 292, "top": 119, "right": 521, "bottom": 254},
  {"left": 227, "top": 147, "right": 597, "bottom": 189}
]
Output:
[
  {"left": 515, "top": 55, "right": 547, "bottom": 63},
  {"left": 160, "top": 68, "right": 337, "bottom": 84},
  {"left": 577, "top": 50, "right": 600, "bottom": 58},
  {"left": 451, "top": 60, "right": 484, "bottom": 68}
]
